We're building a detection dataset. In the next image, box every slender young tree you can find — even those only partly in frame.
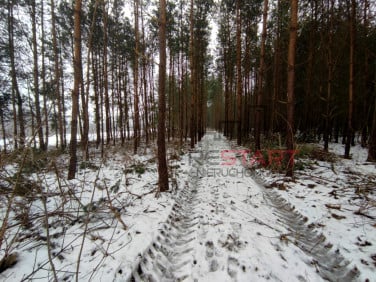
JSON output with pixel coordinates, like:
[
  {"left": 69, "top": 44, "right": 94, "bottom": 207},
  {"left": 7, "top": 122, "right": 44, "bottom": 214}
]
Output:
[
  {"left": 30, "top": 0, "right": 45, "bottom": 150},
  {"left": 286, "top": 0, "right": 298, "bottom": 177},
  {"left": 270, "top": 0, "right": 282, "bottom": 134},
  {"left": 324, "top": 0, "right": 334, "bottom": 152},
  {"left": 103, "top": 1, "right": 111, "bottom": 144},
  {"left": 236, "top": 0, "right": 242, "bottom": 145},
  {"left": 83, "top": 0, "right": 99, "bottom": 159},
  {"left": 8, "top": 0, "right": 25, "bottom": 148},
  {"left": 133, "top": 0, "right": 140, "bottom": 154},
  {"left": 189, "top": 0, "right": 196, "bottom": 148},
  {"left": 344, "top": 0, "right": 355, "bottom": 159},
  {"left": 255, "top": 0, "right": 268, "bottom": 150},
  {"left": 51, "top": 0, "right": 65, "bottom": 149},
  {"left": 367, "top": 62, "right": 376, "bottom": 161},
  {"left": 41, "top": 1, "right": 49, "bottom": 148},
  {"left": 157, "top": 0, "right": 169, "bottom": 192},
  {"left": 139, "top": 0, "right": 150, "bottom": 145},
  {"left": 68, "top": 0, "right": 82, "bottom": 180}
]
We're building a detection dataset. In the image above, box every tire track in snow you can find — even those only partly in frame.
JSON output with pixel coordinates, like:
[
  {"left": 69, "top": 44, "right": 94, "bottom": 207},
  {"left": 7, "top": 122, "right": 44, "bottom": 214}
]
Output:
[
  {"left": 116, "top": 149, "right": 203, "bottom": 281},
  {"left": 234, "top": 145, "right": 361, "bottom": 281},
  {"left": 264, "top": 190, "right": 360, "bottom": 281}
]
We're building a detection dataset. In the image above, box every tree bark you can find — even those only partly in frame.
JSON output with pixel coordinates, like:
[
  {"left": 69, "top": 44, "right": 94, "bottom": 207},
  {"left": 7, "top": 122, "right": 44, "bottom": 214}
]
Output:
[
  {"left": 255, "top": 0, "right": 269, "bottom": 150},
  {"left": 41, "top": 1, "right": 49, "bottom": 149},
  {"left": 270, "top": 0, "right": 281, "bottom": 135},
  {"left": 141, "top": 2, "right": 149, "bottom": 145},
  {"left": 236, "top": 0, "right": 242, "bottom": 146},
  {"left": 133, "top": 0, "right": 140, "bottom": 154},
  {"left": 51, "top": 0, "right": 64, "bottom": 149},
  {"left": 8, "top": 0, "right": 25, "bottom": 148},
  {"left": 286, "top": 0, "right": 298, "bottom": 177},
  {"left": 103, "top": 1, "right": 111, "bottom": 145},
  {"left": 31, "top": 0, "right": 45, "bottom": 151},
  {"left": 157, "top": 0, "right": 169, "bottom": 192},
  {"left": 324, "top": 0, "right": 334, "bottom": 152},
  {"left": 68, "top": 0, "right": 82, "bottom": 180},
  {"left": 367, "top": 60, "right": 376, "bottom": 161},
  {"left": 344, "top": 0, "right": 355, "bottom": 159},
  {"left": 83, "top": 0, "right": 99, "bottom": 158},
  {"left": 189, "top": 0, "right": 196, "bottom": 148}
]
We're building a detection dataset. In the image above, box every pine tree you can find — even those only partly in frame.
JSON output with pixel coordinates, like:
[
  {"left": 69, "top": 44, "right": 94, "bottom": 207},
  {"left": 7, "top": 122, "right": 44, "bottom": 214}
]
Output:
[
  {"left": 68, "top": 0, "right": 83, "bottom": 180},
  {"left": 286, "top": 0, "right": 298, "bottom": 177},
  {"left": 157, "top": 0, "right": 169, "bottom": 192}
]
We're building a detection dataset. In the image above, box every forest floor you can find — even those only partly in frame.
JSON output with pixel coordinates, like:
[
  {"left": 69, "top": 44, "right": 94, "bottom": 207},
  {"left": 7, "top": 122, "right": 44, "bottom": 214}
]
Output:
[{"left": 0, "top": 131, "right": 375, "bottom": 281}]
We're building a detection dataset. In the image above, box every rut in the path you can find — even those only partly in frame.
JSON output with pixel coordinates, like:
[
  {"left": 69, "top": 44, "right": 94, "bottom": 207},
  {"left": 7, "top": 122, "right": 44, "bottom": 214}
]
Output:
[
  {"left": 265, "top": 190, "right": 359, "bottom": 281},
  {"left": 123, "top": 163, "right": 201, "bottom": 281},
  {"left": 228, "top": 138, "right": 360, "bottom": 281}
]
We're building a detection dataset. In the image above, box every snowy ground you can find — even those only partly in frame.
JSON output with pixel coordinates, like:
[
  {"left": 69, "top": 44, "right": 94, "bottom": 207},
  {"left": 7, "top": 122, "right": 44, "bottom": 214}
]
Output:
[
  {"left": 253, "top": 142, "right": 376, "bottom": 282},
  {"left": 0, "top": 131, "right": 375, "bottom": 281}
]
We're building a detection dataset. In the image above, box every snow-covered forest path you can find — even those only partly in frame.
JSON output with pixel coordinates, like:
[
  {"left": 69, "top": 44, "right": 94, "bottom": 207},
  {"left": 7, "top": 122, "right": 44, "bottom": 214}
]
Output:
[{"left": 124, "top": 131, "right": 359, "bottom": 282}]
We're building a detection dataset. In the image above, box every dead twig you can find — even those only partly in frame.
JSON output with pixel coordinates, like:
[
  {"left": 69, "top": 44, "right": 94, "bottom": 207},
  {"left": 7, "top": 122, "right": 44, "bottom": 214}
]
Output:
[{"left": 104, "top": 182, "right": 127, "bottom": 230}]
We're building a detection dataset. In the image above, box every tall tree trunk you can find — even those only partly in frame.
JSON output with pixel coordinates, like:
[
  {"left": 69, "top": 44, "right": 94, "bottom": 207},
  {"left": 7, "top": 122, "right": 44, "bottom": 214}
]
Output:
[
  {"left": 303, "top": 1, "right": 316, "bottom": 134},
  {"left": 141, "top": 1, "right": 149, "bottom": 145},
  {"left": 83, "top": 0, "right": 99, "bottom": 158},
  {"left": 224, "top": 46, "right": 229, "bottom": 137},
  {"left": 255, "top": 0, "right": 268, "bottom": 150},
  {"left": 189, "top": 0, "right": 196, "bottom": 148},
  {"left": 286, "top": 0, "right": 298, "bottom": 177},
  {"left": 361, "top": 0, "right": 370, "bottom": 148},
  {"left": 345, "top": 0, "right": 355, "bottom": 158},
  {"left": 133, "top": 0, "right": 140, "bottom": 154},
  {"left": 51, "top": 0, "right": 64, "bottom": 149},
  {"left": 103, "top": 1, "right": 111, "bottom": 145},
  {"left": 367, "top": 59, "right": 376, "bottom": 161},
  {"left": 8, "top": 0, "right": 25, "bottom": 148},
  {"left": 236, "top": 0, "right": 242, "bottom": 146},
  {"left": 68, "top": 0, "right": 82, "bottom": 180},
  {"left": 368, "top": 61, "right": 376, "bottom": 161},
  {"left": 157, "top": 0, "right": 169, "bottom": 193},
  {"left": 270, "top": 0, "right": 281, "bottom": 134},
  {"left": 31, "top": 0, "right": 45, "bottom": 151},
  {"left": 324, "top": 0, "right": 334, "bottom": 152},
  {"left": 41, "top": 1, "right": 49, "bottom": 149}
]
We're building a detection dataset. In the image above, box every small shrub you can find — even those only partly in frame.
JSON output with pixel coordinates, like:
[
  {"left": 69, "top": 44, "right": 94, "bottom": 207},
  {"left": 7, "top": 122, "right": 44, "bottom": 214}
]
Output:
[
  {"left": 21, "top": 159, "right": 46, "bottom": 174},
  {"left": 5, "top": 174, "right": 41, "bottom": 197},
  {"left": 293, "top": 160, "right": 306, "bottom": 171},
  {"left": 296, "top": 144, "right": 317, "bottom": 158},
  {"left": 124, "top": 167, "right": 133, "bottom": 174},
  {"left": 309, "top": 148, "right": 337, "bottom": 162},
  {"left": 0, "top": 253, "right": 19, "bottom": 273},
  {"left": 79, "top": 161, "right": 99, "bottom": 170},
  {"left": 134, "top": 163, "right": 145, "bottom": 175},
  {"left": 124, "top": 162, "right": 146, "bottom": 176}
]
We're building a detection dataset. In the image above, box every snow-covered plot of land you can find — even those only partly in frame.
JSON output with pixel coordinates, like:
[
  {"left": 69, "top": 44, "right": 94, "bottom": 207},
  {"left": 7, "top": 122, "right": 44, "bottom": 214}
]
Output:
[
  {"left": 0, "top": 145, "right": 183, "bottom": 281},
  {"left": 0, "top": 131, "right": 375, "bottom": 281},
  {"left": 252, "top": 142, "right": 376, "bottom": 282}
]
